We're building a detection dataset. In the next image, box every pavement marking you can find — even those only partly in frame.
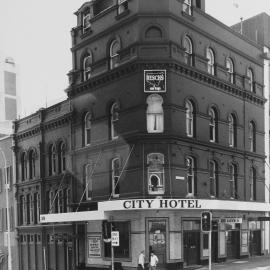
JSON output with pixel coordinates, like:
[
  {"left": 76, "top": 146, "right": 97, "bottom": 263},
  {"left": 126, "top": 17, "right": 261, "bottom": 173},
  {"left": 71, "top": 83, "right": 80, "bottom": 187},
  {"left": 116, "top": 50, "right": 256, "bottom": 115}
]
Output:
[{"left": 233, "top": 261, "right": 249, "bottom": 264}]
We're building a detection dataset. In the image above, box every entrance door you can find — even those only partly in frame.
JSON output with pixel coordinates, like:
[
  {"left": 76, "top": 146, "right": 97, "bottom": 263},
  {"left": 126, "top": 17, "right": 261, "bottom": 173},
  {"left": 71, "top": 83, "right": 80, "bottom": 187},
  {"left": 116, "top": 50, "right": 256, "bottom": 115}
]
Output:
[
  {"left": 226, "top": 230, "right": 240, "bottom": 259},
  {"left": 249, "top": 230, "right": 261, "bottom": 256},
  {"left": 148, "top": 220, "right": 167, "bottom": 267},
  {"left": 184, "top": 232, "right": 200, "bottom": 266}
]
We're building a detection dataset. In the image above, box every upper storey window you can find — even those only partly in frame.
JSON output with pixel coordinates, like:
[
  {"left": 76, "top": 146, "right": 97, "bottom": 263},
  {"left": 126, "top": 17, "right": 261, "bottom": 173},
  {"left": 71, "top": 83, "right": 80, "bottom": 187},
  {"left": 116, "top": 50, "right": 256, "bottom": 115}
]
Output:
[
  {"left": 21, "top": 152, "right": 27, "bottom": 181},
  {"left": 83, "top": 53, "right": 92, "bottom": 81},
  {"left": 226, "top": 58, "right": 234, "bottom": 84},
  {"left": 146, "top": 94, "right": 164, "bottom": 133},
  {"left": 247, "top": 68, "right": 255, "bottom": 92},
  {"left": 58, "top": 141, "right": 66, "bottom": 174},
  {"left": 84, "top": 112, "right": 92, "bottom": 146},
  {"left": 29, "top": 149, "right": 36, "bottom": 180},
  {"left": 183, "top": 36, "right": 193, "bottom": 66},
  {"left": 186, "top": 156, "right": 195, "bottom": 196},
  {"left": 110, "top": 102, "right": 119, "bottom": 140},
  {"left": 111, "top": 157, "right": 121, "bottom": 198},
  {"left": 228, "top": 114, "right": 236, "bottom": 147},
  {"left": 248, "top": 121, "right": 256, "bottom": 152},
  {"left": 209, "top": 108, "right": 217, "bottom": 143},
  {"left": 147, "top": 153, "right": 165, "bottom": 195},
  {"left": 183, "top": 0, "right": 192, "bottom": 15},
  {"left": 110, "top": 40, "right": 120, "bottom": 69},
  {"left": 185, "top": 100, "right": 194, "bottom": 137},
  {"left": 206, "top": 48, "right": 215, "bottom": 75},
  {"left": 49, "top": 144, "right": 56, "bottom": 176},
  {"left": 118, "top": 0, "right": 128, "bottom": 15},
  {"left": 82, "top": 8, "right": 91, "bottom": 33}
]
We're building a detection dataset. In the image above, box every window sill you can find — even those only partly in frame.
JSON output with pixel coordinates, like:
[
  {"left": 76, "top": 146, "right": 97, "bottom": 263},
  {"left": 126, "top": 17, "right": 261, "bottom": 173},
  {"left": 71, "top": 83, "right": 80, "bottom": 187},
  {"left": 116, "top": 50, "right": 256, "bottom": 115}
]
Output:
[
  {"left": 115, "top": 9, "right": 130, "bottom": 20},
  {"left": 181, "top": 11, "right": 195, "bottom": 21}
]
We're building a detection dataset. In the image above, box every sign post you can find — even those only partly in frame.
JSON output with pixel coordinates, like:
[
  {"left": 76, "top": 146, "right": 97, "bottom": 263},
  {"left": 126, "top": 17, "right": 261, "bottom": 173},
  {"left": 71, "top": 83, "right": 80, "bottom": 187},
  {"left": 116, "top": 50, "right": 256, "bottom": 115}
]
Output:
[{"left": 111, "top": 230, "right": 119, "bottom": 270}]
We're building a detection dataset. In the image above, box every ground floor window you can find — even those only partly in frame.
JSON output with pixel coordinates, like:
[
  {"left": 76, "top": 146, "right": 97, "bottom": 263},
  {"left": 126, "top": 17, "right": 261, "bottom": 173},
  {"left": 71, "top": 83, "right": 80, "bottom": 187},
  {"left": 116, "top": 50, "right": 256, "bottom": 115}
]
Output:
[{"left": 103, "top": 221, "right": 130, "bottom": 258}]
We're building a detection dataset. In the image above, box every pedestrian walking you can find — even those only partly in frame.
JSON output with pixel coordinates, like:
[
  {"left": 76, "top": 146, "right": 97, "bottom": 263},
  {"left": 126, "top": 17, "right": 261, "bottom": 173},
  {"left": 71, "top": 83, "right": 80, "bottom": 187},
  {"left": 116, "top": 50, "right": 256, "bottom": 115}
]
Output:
[
  {"left": 138, "top": 250, "right": 145, "bottom": 270},
  {"left": 149, "top": 252, "right": 158, "bottom": 270}
]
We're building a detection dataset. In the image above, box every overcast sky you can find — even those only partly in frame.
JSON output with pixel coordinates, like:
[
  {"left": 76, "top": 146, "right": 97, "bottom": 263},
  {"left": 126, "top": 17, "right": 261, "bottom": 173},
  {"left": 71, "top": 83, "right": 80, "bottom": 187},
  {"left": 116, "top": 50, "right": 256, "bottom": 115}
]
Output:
[{"left": 0, "top": 0, "right": 270, "bottom": 117}]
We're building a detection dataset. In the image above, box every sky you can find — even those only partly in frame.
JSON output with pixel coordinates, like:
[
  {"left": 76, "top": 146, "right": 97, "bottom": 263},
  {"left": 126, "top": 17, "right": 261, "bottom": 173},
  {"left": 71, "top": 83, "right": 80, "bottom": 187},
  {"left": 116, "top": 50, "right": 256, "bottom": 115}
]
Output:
[{"left": 0, "top": 0, "right": 270, "bottom": 117}]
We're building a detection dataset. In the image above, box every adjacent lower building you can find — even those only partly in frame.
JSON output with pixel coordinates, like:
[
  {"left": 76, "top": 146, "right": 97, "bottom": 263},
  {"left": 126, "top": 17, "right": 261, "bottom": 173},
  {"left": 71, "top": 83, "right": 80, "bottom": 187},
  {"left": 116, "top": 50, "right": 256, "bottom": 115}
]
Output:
[{"left": 13, "top": 0, "right": 270, "bottom": 270}]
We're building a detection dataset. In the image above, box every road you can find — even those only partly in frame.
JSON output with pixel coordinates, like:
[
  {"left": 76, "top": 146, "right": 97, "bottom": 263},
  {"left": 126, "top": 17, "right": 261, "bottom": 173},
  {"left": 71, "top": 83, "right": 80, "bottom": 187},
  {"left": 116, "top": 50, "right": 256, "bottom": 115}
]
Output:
[{"left": 199, "top": 256, "right": 270, "bottom": 270}]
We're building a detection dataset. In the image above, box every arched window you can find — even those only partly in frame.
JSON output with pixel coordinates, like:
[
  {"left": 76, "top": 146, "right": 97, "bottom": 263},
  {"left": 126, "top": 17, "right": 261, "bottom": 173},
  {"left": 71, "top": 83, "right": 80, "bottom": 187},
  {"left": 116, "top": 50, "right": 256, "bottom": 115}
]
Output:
[
  {"left": 147, "top": 153, "right": 165, "bottom": 195},
  {"left": 226, "top": 58, "right": 234, "bottom": 84},
  {"left": 146, "top": 94, "right": 164, "bottom": 133},
  {"left": 21, "top": 152, "right": 27, "bottom": 181},
  {"left": 183, "top": 0, "right": 192, "bottom": 15},
  {"left": 110, "top": 102, "right": 119, "bottom": 140},
  {"left": 209, "top": 108, "right": 217, "bottom": 142},
  {"left": 118, "top": 0, "right": 128, "bottom": 15},
  {"left": 228, "top": 114, "right": 236, "bottom": 147},
  {"left": 145, "top": 26, "right": 162, "bottom": 39},
  {"left": 229, "top": 163, "right": 237, "bottom": 199},
  {"left": 206, "top": 48, "right": 215, "bottom": 75},
  {"left": 58, "top": 141, "right": 66, "bottom": 173},
  {"left": 185, "top": 100, "right": 194, "bottom": 137},
  {"left": 250, "top": 167, "right": 256, "bottom": 201},
  {"left": 248, "top": 121, "right": 256, "bottom": 152},
  {"left": 83, "top": 53, "right": 92, "bottom": 81},
  {"left": 110, "top": 40, "right": 120, "bottom": 69},
  {"left": 183, "top": 36, "right": 193, "bottom": 66},
  {"left": 112, "top": 158, "right": 121, "bottom": 197},
  {"left": 247, "top": 68, "right": 254, "bottom": 92},
  {"left": 29, "top": 149, "right": 36, "bottom": 180},
  {"left": 84, "top": 112, "right": 92, "bottom": 146},
  {"left": 48, "top": 144, "right": 56, "bottom": 176},
  {"left": 186, "top": 156, "right": 195, "bottom": 196},
  {"left": 209, "top": 160, "right": 217, "bottom": 197},
  {"left": 85, "top": 162, "right": 93, "bottom": 200}
]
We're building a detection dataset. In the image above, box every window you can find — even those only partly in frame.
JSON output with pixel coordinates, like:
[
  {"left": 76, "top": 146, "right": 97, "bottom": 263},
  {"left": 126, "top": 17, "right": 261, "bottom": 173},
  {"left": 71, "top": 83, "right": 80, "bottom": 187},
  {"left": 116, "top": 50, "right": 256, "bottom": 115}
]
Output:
[
  {"left": 84, "top": 112, "right": 92, "bottom": 146},
  {"left": 33, "top": 193, "right": 40, "bottom": 224},
  {"left": 206, "top": 48, "right": 215, "bottom": 75},
  {"left": 229, "top": 164, "right": 237, "bottom": 199},
  {"left": 103, "top": 221, "right": 130, "bottom": 258},
  {"left": 186, "top": 156, "right": 195, "bottom": 196},
  {"left": 250, "top": 167, "right": 256, "bottom": 201},
  {"left": 48, "top": 144, "right": 56, "bottom": 176},
  {"left": 110, "top": 40, "right": 120, "bottom": 69},
  {"left": 58, "top": 141, "right": 66, "bottom": 173},
  {"left": 118, "top": 0, "right": 128, "bottom": 14},
  {"left": 30, "top": 194, "right": 34, "bottom": 224},
  {"left": 111, "top": 158, "right": 120, "bottom": 197},
  {"left": 209, "top": 108, "right": 217, "bottom": 142},
  {"left": 226, "top": 58, "right": 234, "bottom": 84},
  {"left": 248, "top": 121, "right": 256, "bottom": 152},
  {"left": 85, "top": 163, "right": 93, "bottom": 200},
  {"left": 54, "top": 190, "right": 59, "bottom": 213},
  {"left": 63, "top": 188, "right": 71, "bottom": 213},
  {"left": 26, "top": 194, "right": 31, "bottom": 224},
  {"left": 21, "top": 152, "right": 27, "bottom": 181},
  {"left": 183, "top": 0, "right": 192, "bottom": 15},
  {"left": 146, "top": 94, "right": 164, "bottom": 133},
  {"left": 147, "top": 153, "right": 165, "bottom": 195},
  {"left": 110, "top": 102, "right": 119, "bottom": 139},
  {"left": 19, "top": 195, "right": 24, "bottom": 225},
  {"left": 247, "top": 68, "right": 255, "bottom": 92},
  {"left": 82, "top": 8, "right": 91, "bottom": 33},
  {"left": 228, "top": 114, "right": 236, "bottom": 147},
  {"left": 83, "top": 53, "right": 92, "bottom": 81},
  {"left": 29, "top": 149, "right": 36, "bottom": 180},
  {"left": 58, "top": 190, "right": 64, "bottom": 213},
  {"left": 183, "top": 36, "right": 193, "bottom": 66},
  {"left": 6, "top": 166, "right": 12, "bottom": 190},
  {"left": 209, "top": 160, "right": 217, "bottom": 197},
  {"left": 185, "top": 100, "right": 194, "bottom": 137}
]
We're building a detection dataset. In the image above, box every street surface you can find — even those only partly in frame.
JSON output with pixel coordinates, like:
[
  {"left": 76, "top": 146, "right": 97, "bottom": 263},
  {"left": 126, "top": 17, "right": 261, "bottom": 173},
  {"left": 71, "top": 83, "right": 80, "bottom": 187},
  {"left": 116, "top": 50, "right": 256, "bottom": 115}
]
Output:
[{"left": 199, "top": 256, "right": 270, "bottom": 270}]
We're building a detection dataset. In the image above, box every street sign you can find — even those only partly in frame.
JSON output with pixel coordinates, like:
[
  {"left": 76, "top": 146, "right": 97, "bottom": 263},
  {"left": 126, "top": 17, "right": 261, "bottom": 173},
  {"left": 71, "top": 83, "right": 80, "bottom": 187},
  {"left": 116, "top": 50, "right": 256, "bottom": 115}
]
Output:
[
  {"left": 220, "top": 218, "right": 242, "bottom": 224},
  {"left": 111, "top": 231, "right": 119, "bottom": 247}
]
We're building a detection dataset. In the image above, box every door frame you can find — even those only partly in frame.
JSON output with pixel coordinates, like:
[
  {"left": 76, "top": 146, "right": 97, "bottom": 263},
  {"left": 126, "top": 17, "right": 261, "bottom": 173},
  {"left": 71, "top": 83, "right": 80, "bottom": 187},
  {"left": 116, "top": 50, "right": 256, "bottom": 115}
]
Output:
[{"left": 145, "top": 217, "right": 169, "bottom": 266}]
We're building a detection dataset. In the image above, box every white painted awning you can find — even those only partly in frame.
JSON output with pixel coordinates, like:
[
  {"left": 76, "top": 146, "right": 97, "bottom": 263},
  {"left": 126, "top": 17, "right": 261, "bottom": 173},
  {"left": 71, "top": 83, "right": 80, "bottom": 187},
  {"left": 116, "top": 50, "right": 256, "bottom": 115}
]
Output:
[{"left": 40, "top": 198, "right": 270, "bottom": 224}]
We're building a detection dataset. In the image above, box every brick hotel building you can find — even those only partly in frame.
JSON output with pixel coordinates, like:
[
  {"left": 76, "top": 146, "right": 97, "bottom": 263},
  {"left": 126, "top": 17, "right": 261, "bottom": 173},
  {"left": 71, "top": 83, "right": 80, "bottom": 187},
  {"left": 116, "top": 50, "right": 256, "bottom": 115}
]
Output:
[{"left": 14, "top": 0, "right": 269, "bottom": 269}]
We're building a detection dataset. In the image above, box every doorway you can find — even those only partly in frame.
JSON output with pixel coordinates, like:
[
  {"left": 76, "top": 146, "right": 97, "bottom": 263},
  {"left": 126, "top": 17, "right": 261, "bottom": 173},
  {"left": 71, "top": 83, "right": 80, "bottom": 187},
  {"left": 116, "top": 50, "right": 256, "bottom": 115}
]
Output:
[
  {"left": 249, "top": 230, "right": 261, "bottom": 256},
  {"left": 226, "top": 230, "right": 240, "bottom": 259},
  {"left": 148, "top": 219, "right": 167, "bottom": 268}
]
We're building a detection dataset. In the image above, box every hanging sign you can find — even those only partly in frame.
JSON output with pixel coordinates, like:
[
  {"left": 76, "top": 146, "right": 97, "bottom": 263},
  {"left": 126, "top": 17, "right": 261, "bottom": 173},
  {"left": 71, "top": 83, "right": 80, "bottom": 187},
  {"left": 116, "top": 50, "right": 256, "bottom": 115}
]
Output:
[
  {"left": 144, "top": 70, "right": 166, "bottom": 93},
  {"left": 111, "top": 231, "right": 119, "bottom": 246}
]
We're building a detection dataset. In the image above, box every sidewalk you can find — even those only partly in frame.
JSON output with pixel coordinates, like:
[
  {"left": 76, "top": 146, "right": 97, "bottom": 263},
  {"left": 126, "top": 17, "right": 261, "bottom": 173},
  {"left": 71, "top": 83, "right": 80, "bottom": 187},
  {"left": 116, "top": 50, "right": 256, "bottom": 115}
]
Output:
[{"left": 197, "top": 255, "right": 270, "bottom": 270}]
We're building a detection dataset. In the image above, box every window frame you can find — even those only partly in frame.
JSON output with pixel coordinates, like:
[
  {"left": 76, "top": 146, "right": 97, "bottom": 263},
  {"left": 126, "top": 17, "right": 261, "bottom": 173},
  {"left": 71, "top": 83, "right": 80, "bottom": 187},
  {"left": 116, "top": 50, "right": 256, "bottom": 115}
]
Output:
[
  {"left": 248, "top": 121, "right": 256, "bottom": 152},
  {"left": 85, "top": 163, "right": 93, "bottom": 200},
  {"left": 206, "top": 48, "right": 215, "bottom": 75},
  {"left": 183, "top": 36, "right": 193, "bottom": 66},
  {"left": 58, "top": 141, "right": 66, "bottom": 174},
  {"left": 185, "top": 100, "right": 194, "bottom": 137},
  {"left": 84, "top": 112, "right": 92, "bottom": 146},
  {"left": 250, "top": 167, "right": 256, "bottom": 201},
  {"left": 82, "top": 9, "right": 91, "bottom": 33},
  {"left": 21, "top": 152, "right": 27, "bottom": 181},
  {"left": 49, "top": 144, "right": 57, "bottom": 176},
  {"left": 110, "top": 102, "right": 119, "bottom": 140},
  {"left": 147, "top": 153, "right": 165, "bottom": 195},
  {"left": 229, "top": 164, "right": 237, "bottom": 199},
  {"left": 83, "top": 54, "right": 92, "bottom": 81},
  {"left": 247, "top": 68, "right": 254, "bottom": 92},
  {"left": 110, "top": 40, "right": 120, "bottom": 70},
  {"left": 209, "top": 108, "right": 217, "bottom": 143},
  {"left": 226, "top": 58, "right": 234, "bottom": 84},
  {"left": 186, "top": 156, "right": 195, "bottom": 196},
  {"left": 183, "top": 0, "right": 192, "bottom": 15},
  {"left": 112, "top": 157, "right": 121, "bottom": 198},
  {"left": 117, "top": 0, "right": 128, "bottom": 15},
  {"left": 228, "top": 114, "right": 236, "bottom": 147},
  {"left": 209, "top": 160, "right": 217, "bottom": 198},
  {"left": 29, "top": 149, "right": 36, "bottom": 180}
]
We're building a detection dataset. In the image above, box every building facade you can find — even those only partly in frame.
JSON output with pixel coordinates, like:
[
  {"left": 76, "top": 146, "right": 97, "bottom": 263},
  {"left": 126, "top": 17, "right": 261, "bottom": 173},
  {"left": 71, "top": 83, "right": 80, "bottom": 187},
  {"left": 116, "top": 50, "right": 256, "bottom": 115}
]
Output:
[
  {"left": 14, "top": 0, "right": 268, "bottom": 270},
  {"left": 0, "top": 135, "right": 18, "bottom": 270}
]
